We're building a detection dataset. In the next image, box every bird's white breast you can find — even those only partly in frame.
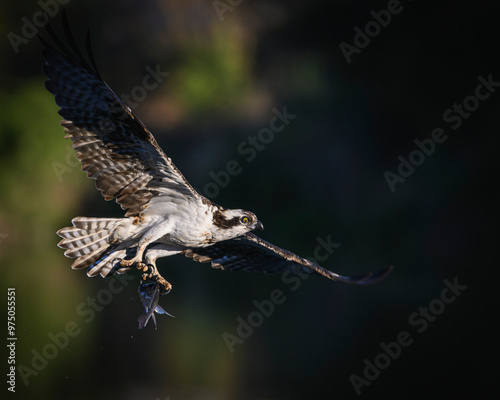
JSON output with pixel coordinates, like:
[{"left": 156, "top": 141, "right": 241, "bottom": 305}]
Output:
[{"left": 143, "top": 195, "right": 216, "bottom": 247}]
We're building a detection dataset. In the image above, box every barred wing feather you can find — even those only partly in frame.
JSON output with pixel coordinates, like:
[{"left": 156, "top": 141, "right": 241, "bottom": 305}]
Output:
[
  {"left": 41, "top": 19, "right": 200, "bottom": 217},
  {"left": 185, "top": 233, "right": 393, "bottom": 284}
]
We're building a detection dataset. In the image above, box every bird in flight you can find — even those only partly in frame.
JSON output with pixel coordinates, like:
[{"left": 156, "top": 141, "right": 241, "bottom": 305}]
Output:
[{"left": 41, "top": 15, "right": 392, "bottom": 328}]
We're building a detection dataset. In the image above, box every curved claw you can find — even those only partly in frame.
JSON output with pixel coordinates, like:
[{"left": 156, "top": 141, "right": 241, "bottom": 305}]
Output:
[
  {"left": 155, "top": 275, "right": 172, "bottom": 294},
  {"left": 139, "top": 263, "right": 172, "bottom": 294}
]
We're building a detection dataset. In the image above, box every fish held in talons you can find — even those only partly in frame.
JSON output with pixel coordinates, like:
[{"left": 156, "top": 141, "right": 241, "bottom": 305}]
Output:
[
  {"left": 139, "top": 261, "right": 172, "bottom": 294},
  {"left": 137, "top": 282, "right": 174, "bottom": 329}
]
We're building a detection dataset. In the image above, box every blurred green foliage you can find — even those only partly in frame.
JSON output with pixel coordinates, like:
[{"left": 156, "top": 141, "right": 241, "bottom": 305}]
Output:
[
  {"left": 0, "top": 80, "right": 91, "bottom": 396},
  {"left": 171, "top": 22, "right": 252, "bottom": 115}
]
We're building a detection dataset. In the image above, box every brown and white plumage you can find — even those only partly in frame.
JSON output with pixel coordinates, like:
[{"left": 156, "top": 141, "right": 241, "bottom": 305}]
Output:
[
  {"left": 185, "top": 233, "right": 392, "bottom": 284},
  {"left": 42, "top": 15, "right": 391, "bottom": 327},
  {"left": 41, "top": 20, "right": 199, "bottom": 218}
]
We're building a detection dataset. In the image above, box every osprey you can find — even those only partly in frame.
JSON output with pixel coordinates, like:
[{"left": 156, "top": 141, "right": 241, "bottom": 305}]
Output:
[{"left": 41, "top": 18, "right": 392, "bottom": 328}]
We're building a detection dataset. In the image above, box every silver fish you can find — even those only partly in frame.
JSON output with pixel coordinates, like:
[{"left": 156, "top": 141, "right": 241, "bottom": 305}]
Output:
[{"left": 138, "top": 282, "right": 174, "bottom": 329}]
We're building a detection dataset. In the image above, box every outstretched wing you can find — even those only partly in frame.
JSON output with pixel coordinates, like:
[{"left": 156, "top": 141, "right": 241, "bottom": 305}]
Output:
[
  {"left": 185, "top": 233, "right": 393, "bottom": 284},
  {"left": 41, "top": 15, "right": 201, "bottom": 217}
]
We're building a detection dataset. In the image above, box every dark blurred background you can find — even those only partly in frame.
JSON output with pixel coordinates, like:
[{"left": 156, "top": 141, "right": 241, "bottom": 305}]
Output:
[{"left": 0, "top": 0, "right": 497, "bottom": 399}]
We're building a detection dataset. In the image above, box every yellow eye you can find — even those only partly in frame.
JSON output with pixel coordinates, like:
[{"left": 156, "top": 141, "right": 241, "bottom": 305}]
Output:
[{"left": 241, "top": 216, "right": 250, "bottom": 224}]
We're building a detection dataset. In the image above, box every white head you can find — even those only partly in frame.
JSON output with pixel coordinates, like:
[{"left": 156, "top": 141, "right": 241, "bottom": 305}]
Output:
[{"left": 211, "top": 208, "right": 264, "bottom": 241}]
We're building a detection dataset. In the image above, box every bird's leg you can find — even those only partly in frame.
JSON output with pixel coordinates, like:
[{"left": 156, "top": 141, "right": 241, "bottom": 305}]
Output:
[
  {"left": 140, "top": 257, "right": 172, "bottom": 294},
  {"left": 134, "top": 243, "right": 182, "bottom": 294},
  {"left": 120, "top": 239, "right": 149, "bottom": 268},
  {"left": 120, "top": 221, "right": 174, "bottom": 268}
]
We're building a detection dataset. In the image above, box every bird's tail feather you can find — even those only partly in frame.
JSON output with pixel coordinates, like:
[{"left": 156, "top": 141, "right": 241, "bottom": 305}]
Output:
[
  {"left": 87, "top": 247, "right": 135, "bottom": 278},
  {"left": 57, "top": 217, "right": 125, "bottom": 277}
]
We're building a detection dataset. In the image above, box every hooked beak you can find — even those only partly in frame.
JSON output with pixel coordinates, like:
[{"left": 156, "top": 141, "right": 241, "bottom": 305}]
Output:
[{"left": 254, "top": 220, "right": 264, "bottom": 231}]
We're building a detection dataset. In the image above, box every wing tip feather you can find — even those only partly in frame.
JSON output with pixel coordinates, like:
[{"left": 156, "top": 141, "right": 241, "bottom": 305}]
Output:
[{"left": 331, "top": 265, "right": 394, "bottom": 285}]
